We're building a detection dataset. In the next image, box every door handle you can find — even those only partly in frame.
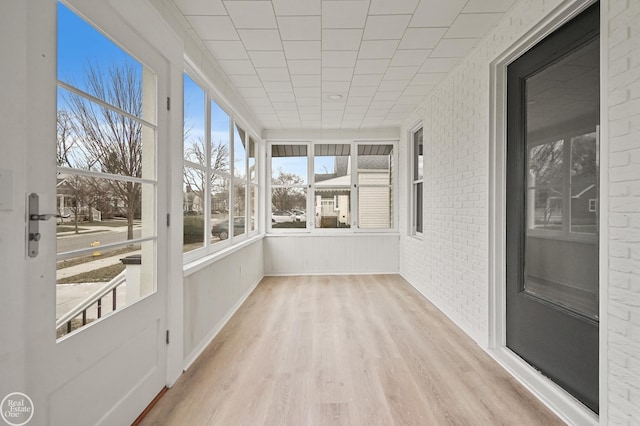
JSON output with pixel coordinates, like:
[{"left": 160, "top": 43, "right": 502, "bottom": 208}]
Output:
[{"left": 27, "top": 193, "right": 58, "bottom": 258}]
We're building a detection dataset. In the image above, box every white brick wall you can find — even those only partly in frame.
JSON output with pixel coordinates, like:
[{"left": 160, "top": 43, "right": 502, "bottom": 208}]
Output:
[
  {"left": 607, "top": 0, "right": 640, "bottom": 423},
  {"left": 399, "top": 0, "right": 640, "bottom": 423}
]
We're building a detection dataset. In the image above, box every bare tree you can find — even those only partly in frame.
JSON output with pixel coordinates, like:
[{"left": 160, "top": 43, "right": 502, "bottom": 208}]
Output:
[
  {"left": 271, "top": 168, "right": 306, "bottom": 211},
  {"left": 63, "top": 62, "right": 143, "bottom": 239},
  {"left": 183, "top": 136, "right": 229, "bottom": 213}
]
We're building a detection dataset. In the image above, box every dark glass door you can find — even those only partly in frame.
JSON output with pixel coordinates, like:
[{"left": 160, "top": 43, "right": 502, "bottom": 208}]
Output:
[{"left": 506, "top": 2, "right": 599, "bottom": 413}]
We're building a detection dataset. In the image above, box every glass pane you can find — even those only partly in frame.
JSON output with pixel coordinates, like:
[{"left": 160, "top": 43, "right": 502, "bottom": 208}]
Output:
[
  {"left": 528, "top": 140, "right": 564, "bottom": 230},
  {"left": 56, "top": 175, "right": 154, "bottom": 252},
  {"left": 358, "top": 186, "right": 392, "bottom": 229},
  {"left": 248, "top": 137, "right": 257, "bottom": 183},
  {"left": 183, "top": 74, "right": 206, "bottom": 158},
  {"left": 211, "top": 101, "right": 230, "bottom": 175},
  {"left": 210, "top": 174, "right": 230, "bottom": 243},
  {"left": 314, "top": 144, "right": 350, "bottom": 184},
  {"left": 57, "top": 3, "right": 146, "bottom": 120},
  {"left": 233, "top": 182, "right": 246, "bottom": 237},
  {"left": 357, "top": 144, "right": 393, "bottom": 229},
  {"left": 271, "top": 144, "right": 307, "bottom": 185},
  {"left": 414, "top": 128, "right": 423, "bottom": 181},
  {"left": 415, "top": 182, "right": 423, "bottom": 233},
  {"left": 183, "top": 166, "right": 205, "bottom": 252},
  {"left": 271, "top": 188, "right": 307, "bottom": 229},
  {"left": 57, "top": 86, "right": 156, "bottom": 180},
  {"left": 523, "top": 38, "right": 599, "bottom": 319},
  {"left": 314, "top": 190, "right": 350, "bottom": 228},
  {"left": 570, "top": 132, "right": 598, "bottom": 234},
  {"left": 234, "top": 125, "right": 247, "bottom": 179}
]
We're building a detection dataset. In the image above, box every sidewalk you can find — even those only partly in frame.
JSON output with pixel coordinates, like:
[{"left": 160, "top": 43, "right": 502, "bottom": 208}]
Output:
[{"left": 56, "top": 249, "right": 142, "bottom": 280}]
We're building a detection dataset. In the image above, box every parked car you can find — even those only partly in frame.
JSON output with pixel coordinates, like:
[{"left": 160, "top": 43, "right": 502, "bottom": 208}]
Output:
[
  {"left": 271, "top": 210, "right": 295, "bottom": 223},
  {"left": 211, "top": 217, "right": 246, "bottom": 240},
  {"left": 291, "top": 209, "right": 306, "bottom": 222}
]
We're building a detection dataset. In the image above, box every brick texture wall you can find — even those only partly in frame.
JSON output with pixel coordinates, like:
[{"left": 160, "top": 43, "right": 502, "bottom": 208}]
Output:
[
  {"left": 606, "top": 0, "right": 640, "bottom": 423},
  {"left": 399, "top": 0, "right": 640, "bottom": 423}
]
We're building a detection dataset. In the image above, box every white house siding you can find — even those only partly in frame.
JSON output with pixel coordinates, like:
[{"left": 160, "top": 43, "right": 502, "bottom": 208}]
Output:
[
  {"left": 358, "top": 172, "right": 391, "bottom": 229},
  {"left": 606, "top": 0, "right": 640, "bottom": 423},
  {"left": 400, "top": 0, "right": 640, "bottom": 423}
]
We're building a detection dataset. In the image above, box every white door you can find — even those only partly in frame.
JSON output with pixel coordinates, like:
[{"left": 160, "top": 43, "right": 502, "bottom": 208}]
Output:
[{"left": 13, "top": 1, "right": 170, "bottom": 424}]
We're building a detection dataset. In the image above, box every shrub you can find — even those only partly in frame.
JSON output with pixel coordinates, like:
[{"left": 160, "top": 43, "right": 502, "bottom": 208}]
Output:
[{"left": 183, "top": 215, "right": 205, "bottom": 244}]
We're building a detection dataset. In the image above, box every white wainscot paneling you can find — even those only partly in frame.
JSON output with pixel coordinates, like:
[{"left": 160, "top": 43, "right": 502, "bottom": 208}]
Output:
[{"left": 264, "top": 234, "right": 399, "bottom": 276}]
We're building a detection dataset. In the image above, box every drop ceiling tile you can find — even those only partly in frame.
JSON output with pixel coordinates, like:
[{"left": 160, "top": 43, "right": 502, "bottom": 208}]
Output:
[
  {"left": 369, "top": 0, "right": 419, "bottom": 15},
  {"left": 372, "top": 91, "right": 401, "bottom": 102},
  {"left": 354, "top": 59, "right": 390, "bottom": 74},
  {"left": 238, "top": 87, "right": 268, "bottom": 97},
  {"left": 252, "top": 106, "right": 276, "bottom": 114},
  {"left": 291, "top": 74, "right": 321, "bottom": 87},
  {"left": 398, "top": 28, "right": 447, "bottom": 50},
  {"left": 218, "top": 59, "right": 256, "bottom": 75},
  {"left": 463, "top": 0, "right": 516, "bottom": 13},
  {"left": 343, "top": 113, "right": 366, "bottom": 121},
  {"left": 288, "top": 60, "right": 321, "bottom": 75},
  {"left": 321, "top": 81, "right": 350, "bottom": 93},
  {"left": 176, "top": 0, "right": 227, "bottom": 15},
  {"left": 322, "top": 102, "right": 346, "bottom": 111},
  {"left": 395, "top": 95, "right": 425, "bottom": 105},
  {"left": 322, "top": 68, "right": 354, "bottom": 82},
  {"left": 322, "top": 1, "right": 368, "bottom": 29},
  {"left": 386, "top": 112, "right": 409, "bottom": 120},
  {"left": 390, "top": 49, "right": 431, "bottom": 67},
  {"left": 358, "top": 40, "right": 400, "bottom": 59},
  {"left": 283, "top": 41, "right": 322, "bottom": 59},
  {"left": 363, "top": 15, "right": 411, "bottom": 40},
  {"left": 224, "top": 1, "right": 277, "bottom": 29},
  {"left": 365, "top": 109, "right": 388, "bottom": 118},
  {"left": 383, "top": 66, "right": 419, "bottom": 80},
  {"left": 205, "top": 41, "right": 249, "bottom": 59},
  {"left": 294, "top": 87, "right": 321, "bottom": 97},
  {"left": 369, "top": 100, "right": 396, "bottom": 109},
  {"left": 351, "top": 74, "right": 384, "bottom": 86},
  {"left": 347, "top": 96, "right": 373, "bottom": 106},
  {"left": 322, "top": 51, "right": 358, "bottom": 68},
  {"left": 404, "top": 84, "right": 435, "bottom": 95},
  {"left": 344, "top": 104, "right": 368, "bottom": 113},
  {"left": 390, "top": 104, "right": 415, "bottom": 113},
  {"left": 445, "top": 13, "right": 503, "bottom": 38},
  {"left": 273, "top": 102, "right": 298, "bottom": 110},
  {"left": 256, "top": 67, "right": 290, "bottom": 82},
  {"left": 278, "top": 16, "right": 321, "bottom": 40},
  {"left": 263, "top": 81, "right": 293, "bottom": 92},
  {"left": 322, "top": 29, "right": 363, "bottom": 51},
  {"left": 349, "top": 86, "right": 378, "bottom": 97},
  {"left": 412, "top": 72, "right": 447, "bottom": 85},
  {"left": 272, "top": 0, "right": 320, "bottom": 16},
  {"left": 377, "top": 80, "right": 409, "bottom": 92},
  {"left": 341, "top": 121, "right": 363, "bottom": 128},
  {"left": 187, "top": 16, "right": 239, "bottom": 40},
  {"left": 269, "top": 92, "right": 296, "bottom": 102},
  {"left": 248, "top": 50, "right": 287, "bottom": 68},
  {"left": 419, "top": 57, "right": 460, "bottom": 73},
  {"left": 431, "top": 38, "right": 477, "bottom": 58},
  {"left": 410, "top": 0, "right": 466, "bottom": 27},
  {"left": 297, "top": 97, "right": 321, "bottom": 106},
  {"left": 228, "top": 74, "right": 263, "bottom": 87},
  {"left": 245, "top": 97, "right": 273, "bottom": 107},
  {"left": 238, "top": 29, "right": 282, "bottom": 50}
]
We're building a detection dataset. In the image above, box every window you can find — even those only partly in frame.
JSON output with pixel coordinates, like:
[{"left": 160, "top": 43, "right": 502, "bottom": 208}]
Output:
[
  {"left": 56, "top": 3, "right": 158, "bottom": 337},
  {"left": 412, "top": 127, "right": 424, "bottom": 235},
  {"left": 268, "top": 141, "right": 396, "bottom": 232},
  {"left": 183, "top": 72, "right": 258, "bottom": 255}
]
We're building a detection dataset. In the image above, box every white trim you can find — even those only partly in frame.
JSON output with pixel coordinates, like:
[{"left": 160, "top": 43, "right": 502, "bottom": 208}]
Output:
[
  {"left": 487, "top": 347, "right": 599, "bottom": 425},
  {"left": 597, "top": 0, "right": 609, "bottom": 421},
  {"left": 182, "top": 274, "right": 262, "bottom": 370},
  {"left": 183, "top": 234, "right": 264, "bottom": 277},
  {"left": 488, "top": 0, "right": 602, "bottom": 423},
  {"left": 264, "top": 271, "right": 399, "bottom": 277}
]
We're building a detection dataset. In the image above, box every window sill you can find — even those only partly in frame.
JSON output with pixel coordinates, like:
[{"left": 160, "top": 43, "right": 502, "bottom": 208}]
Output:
[
  {"left": 183, "top": 234, "right": 265, "bottom": 277},
  {"left": 266, "top": 231, "right": 400, "bottom": 238}
]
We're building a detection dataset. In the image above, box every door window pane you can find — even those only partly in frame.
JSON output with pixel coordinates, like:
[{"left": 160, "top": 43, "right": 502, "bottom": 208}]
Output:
[{"left": 523, "top": 38, "right": 599, "bottom": 318}]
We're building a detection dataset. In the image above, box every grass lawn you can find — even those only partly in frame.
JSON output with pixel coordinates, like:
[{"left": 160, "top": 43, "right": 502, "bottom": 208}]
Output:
[
  {"left": 56, "top": 246, "right": 138, "bottom": 270},
  {"left": 57, "top": 263, "right": 125, "bottom": 284}
]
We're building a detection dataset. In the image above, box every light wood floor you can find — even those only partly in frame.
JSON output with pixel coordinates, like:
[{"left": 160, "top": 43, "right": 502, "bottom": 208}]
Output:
[{"left": 141, "top": 275, "right": 564, "bottom": 425}]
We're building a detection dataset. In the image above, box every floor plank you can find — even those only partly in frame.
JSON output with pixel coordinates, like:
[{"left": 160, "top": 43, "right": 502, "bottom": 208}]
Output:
[{"left": 140, "top": 275, "right": 565, "bottom": 425}]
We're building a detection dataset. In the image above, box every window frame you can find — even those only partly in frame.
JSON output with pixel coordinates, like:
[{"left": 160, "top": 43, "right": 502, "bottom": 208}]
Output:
[
  {"left": 182, "top": 68, "right": 261, "bottom": 263},
  {"left": 410, "top": 125, "right": 424, "bottom": 238},
  {"left": 267, "top": 139, "right": 398, "bottom": 234}
]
